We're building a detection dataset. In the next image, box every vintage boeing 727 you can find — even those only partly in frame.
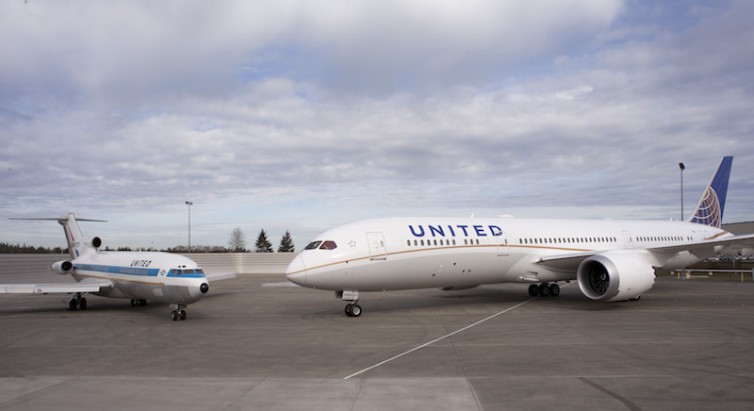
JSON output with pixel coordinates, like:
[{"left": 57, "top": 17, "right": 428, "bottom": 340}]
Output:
[
  {"left": 287, "top": 156, "right": 753, "bottom": 317},
  {"left": 0, "top": 214, "right": 234, "bottom": 320}
]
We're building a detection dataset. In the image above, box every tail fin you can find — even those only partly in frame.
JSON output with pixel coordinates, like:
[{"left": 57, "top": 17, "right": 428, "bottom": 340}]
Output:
[
  {"left": 688, "top": 156, "right": 733, "bottom": 228},
  {"left": 10, "top": 213, "right": 106, "bottom": 259}
]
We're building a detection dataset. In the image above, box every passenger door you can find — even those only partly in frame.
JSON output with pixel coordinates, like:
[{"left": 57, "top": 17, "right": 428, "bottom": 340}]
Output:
[{"left": 366, "top": 232, "right": 387, "bottom": 260}]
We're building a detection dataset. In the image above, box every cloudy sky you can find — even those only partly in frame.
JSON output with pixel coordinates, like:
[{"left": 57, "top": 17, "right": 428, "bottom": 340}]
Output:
[{"left": 1, "top": 0, "right": 753, "bottom": 250}]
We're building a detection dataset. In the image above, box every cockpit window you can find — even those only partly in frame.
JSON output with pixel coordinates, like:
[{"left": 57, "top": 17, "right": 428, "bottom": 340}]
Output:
[
  {"left": 305, "top": 241, "right": 322, "bottom": 250},
  {"left": 169, "top": 268, "right": 205, "bottom": 276},
  {"left": 305, "top": 240, "right": 337, "bottom": 250}
]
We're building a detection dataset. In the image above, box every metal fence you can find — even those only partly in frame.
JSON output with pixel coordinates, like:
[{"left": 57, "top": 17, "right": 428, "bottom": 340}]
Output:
[{"left": 672, "top": 269, "right": 754, "bottom": 282}]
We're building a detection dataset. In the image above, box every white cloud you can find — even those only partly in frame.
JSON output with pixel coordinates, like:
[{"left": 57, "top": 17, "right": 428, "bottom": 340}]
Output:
[{"left": 1, "top": 1, "right": 753, "bottom": 249}]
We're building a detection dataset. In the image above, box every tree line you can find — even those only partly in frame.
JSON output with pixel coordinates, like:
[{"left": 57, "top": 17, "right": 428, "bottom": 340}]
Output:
[{"left": 227, "top": 228, "right": 295, "bottom": 253}]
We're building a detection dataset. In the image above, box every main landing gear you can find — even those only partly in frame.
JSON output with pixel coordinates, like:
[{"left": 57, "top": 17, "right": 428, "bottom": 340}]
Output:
[
  {"left": 130, "top": 299, "right": 148, "bottom": 307},
  {"left": 170, "top": 304, "right": 188, "bottom": 321},
  {"left": 337, "top": 290, "right": 362, "bottom": 317},
  {"left": 528, "top": 283, "right": 560, "bottom": 297},
  {"left": 68, "top": 293, "right": 87, "bottom": 310}
]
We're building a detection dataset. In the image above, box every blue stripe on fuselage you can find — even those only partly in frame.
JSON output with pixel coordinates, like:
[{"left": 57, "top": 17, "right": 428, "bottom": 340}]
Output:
[
  {"left": 76, "top": 264, "right": 160, "bottom": 277},
  {"left": 75, "top": 264, "right": 206, "bottom": 279}
]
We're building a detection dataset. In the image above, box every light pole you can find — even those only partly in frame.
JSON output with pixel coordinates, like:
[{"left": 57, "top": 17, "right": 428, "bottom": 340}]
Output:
[
  {"left": 185, "top": 201, "right": 193, "bottom": 252},
  {"left": 678, "top": 162, "right": 685, "bottom": 221}
]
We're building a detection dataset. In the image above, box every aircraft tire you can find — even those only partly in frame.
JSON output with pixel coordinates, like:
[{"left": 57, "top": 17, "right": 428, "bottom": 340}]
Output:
[
  {"left": 130, "top": 299, "right": 137, "bottom": 307},
  {"left": 69, "top": 299, "right": 77, "bottom": 310},
  {"left": 345, "top": 304, "right": 353, "bottom": 317},
  {"left": 549, "top": 284, "right": 560, "bottom": 297},
  {"left": 171, "top": 311, "right": 179, "bottom": 321},
  {"left": 79, "top": 298, "right": 87, "bottom": 310},
  {"left": 350, "top": 304, "right": 362, "bottom": 317},
  {"left": 539, "top": 284, "right": 551, "bottom": 297},
  {"left": 180, "top": 310, "right": 187, "bottom": 320},
  {"left": 528, "top": 284, "right": 539, "bottom": 297}
]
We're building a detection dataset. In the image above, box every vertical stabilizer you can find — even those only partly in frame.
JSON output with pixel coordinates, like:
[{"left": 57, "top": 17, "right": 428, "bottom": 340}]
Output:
[
  {"left": 58, "top": 213, "right": 85, "bottom": 259},
  {"left": 688, "top": 156, "right": 733, "bottom": 228},
  {"left": 10, "top": 214, "right": 106, "bottom": 259}
]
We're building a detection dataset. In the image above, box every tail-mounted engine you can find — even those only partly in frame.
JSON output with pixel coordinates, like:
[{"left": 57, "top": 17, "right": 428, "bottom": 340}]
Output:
[
  {"left": 51, "top": 260, "right": 73, "bottom": 275},
  {"left": 577, "top": 252, "right": 655, "bottom": 302}
]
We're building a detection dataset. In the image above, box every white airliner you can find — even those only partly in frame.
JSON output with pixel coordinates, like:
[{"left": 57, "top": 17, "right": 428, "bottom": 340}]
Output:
[
  {"left": 0, "top": 214, "right": 234, "bottom": 320},
  {"left": 287, "top": 156, "right": 753, "bottom": 317}
]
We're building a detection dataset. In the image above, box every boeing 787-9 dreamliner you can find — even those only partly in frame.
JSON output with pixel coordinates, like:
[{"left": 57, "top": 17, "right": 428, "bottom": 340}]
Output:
[{"left": 287, "top": 156, "right": 753, "bottom": 317}]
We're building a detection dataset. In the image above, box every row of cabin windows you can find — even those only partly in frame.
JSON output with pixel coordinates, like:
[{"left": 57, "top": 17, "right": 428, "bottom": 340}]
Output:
[
  {"left": 637, "top": 235, "right": 691, "bottom": 242},
  {"left": 520, "top": 237, "right": 618, "bottom": 245},
  {"left": 519, "top": 235, "right": 692, "bottom": 246},
  {"left": 406, "top": 238, "right": 481, "bottom": 247}
]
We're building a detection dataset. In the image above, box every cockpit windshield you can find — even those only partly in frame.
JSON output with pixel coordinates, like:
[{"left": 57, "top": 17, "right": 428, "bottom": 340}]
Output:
[
  {"left": 169, "top": 268, "right": 205, "bottom": 276},
  {"left": 304, "top": 240, "right": 337, "bottom": 250},
  {"left": 305, "top": 241, "right": 322, "bottom": 250}
]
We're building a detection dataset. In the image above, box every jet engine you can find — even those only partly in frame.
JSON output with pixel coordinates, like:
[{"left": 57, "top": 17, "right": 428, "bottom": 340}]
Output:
[
  {"left": 51, "top": 260, "right": 73, "bottom": 275},
  {"left": 576, "top": 252, "right": 655, "bottom": 302}
]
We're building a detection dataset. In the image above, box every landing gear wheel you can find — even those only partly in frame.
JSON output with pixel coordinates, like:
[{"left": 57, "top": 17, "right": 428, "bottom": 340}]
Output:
[
  {"left": 528, "top": 284, "right": 539, "bottom": 297},
  {"left": 350, "top": 304, "right": 362, "bottom": 317},
  {"left": 548, "top": 283, "right": 560, "bottom": 297},
  {"left": 130, "top": 299, "right": 137, "bottom": 307},
  {"left": 180, "top": 310, "right": 187, "bottom": 320},
  {"left": 171, "top": 311, "right": 179, "bottom": 321},
  {"left": 538, "top": 283, "right": 551, "bottom": 297},
  {"left": 79, "top": 297, "right": 87, "bottom": 310},
  {"left": 69, "top": 299, "right": 77, "bottom": 310},
  {"left": 345, "top": 303, "right": 362, "bottom": 317}
]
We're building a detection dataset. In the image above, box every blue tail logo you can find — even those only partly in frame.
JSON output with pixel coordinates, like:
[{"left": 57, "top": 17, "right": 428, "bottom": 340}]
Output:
[{"left": 689, "top": 156, "right": 733, "bottom": 228}]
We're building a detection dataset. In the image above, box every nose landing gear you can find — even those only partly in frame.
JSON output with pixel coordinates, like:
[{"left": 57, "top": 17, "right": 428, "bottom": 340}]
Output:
[
  {"left": 337, "top": 290, "right": 362, "bottom": 317},
  {"left": 170, "top": 304, "right": 188, "bottom": 321},
  {"left": 345, "top": 303, "right": 362, "bottom": 317}
]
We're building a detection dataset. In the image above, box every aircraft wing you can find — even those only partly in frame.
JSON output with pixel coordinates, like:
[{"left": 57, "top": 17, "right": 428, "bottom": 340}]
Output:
[
  {"left": 0, "top": 278, "right": 113, "bottom": 294},
  {"left": 205, "top": 273, "right": 237, "bottom": 282},
  {"left": 536, "top": 233, "right": 754, "bottom": 272}
]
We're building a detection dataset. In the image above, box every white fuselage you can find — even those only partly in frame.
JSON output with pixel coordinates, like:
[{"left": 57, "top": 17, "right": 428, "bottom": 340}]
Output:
[
  {"left": 70, "top": 250, "right": 209, "bottom": 305},
  {"left": 286, "top": 217, "right": 728, "bottom": 292}
]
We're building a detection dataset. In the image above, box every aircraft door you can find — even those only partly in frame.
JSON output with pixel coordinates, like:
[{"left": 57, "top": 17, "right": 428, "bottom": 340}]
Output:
[
  {"left": 366, "top": 232, "right": 387, "bottom": 260},
  {"left": 622, "top": 231, "right": 634, "bottom": 248},
  {"left": 497, "top": 233, "right": 509, "bottom": 256}
]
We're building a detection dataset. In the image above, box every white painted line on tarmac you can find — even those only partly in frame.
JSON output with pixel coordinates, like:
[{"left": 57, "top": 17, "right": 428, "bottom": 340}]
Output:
[
  {"left": 343, "top": 298, "right": 534, "bottom": 380},
  {"left": 261, "top": 281, "right": 299, "bottom": 287}
]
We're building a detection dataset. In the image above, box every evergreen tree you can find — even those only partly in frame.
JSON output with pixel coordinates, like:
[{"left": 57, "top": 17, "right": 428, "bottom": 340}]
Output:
[
  {"left": 255, "top": 229, "right": 273, "bottom": 253},
  {"left": 228, "top": 227, "right": 247, "bottom": 252},
  {"left": 277, "top": 230, "right": 295, "bottom": 252}
]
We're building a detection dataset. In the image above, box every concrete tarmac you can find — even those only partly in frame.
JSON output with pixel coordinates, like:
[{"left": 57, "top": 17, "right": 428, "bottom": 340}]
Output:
[{"left": 1, "top": 273, "right": 754, "bottom": 410}]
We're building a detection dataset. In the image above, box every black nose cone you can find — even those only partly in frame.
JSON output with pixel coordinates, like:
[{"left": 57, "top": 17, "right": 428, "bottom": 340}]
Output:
[{"left": 200, "top": 283, "right": 209, "bottom": 294}]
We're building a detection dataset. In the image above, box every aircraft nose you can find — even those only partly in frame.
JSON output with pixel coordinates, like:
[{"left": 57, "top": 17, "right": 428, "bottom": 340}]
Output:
[{"left": 286, "top": 254, "right": 307, "bottom": 286}]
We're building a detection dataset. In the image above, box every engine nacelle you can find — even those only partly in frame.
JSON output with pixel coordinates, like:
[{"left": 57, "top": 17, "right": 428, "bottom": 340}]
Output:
[
  {"left": 51, "top": 260, "right": 74, "bottom": 275},
  {"left": 91, "top": 237, "right": 102, "bottom": 249},
  {"left": 577, "top": 252, "right": 655, "bottom": 302}
]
